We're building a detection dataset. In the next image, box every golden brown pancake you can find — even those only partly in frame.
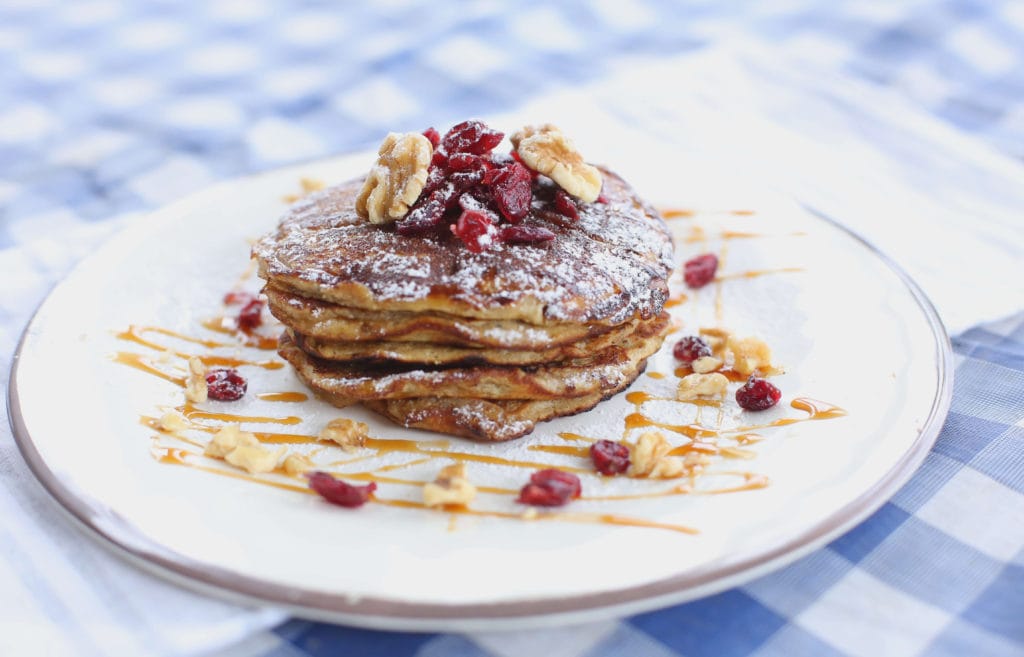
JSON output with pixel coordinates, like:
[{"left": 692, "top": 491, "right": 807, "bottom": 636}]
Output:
[
  {"left": 253, "top": 168, "right": 672, "bottom": 325},
  {"left": 290, "top": 313, "right": 666, "bottom": 366},
  {"left": 362, "top": 385, "right": 637, "bottom": 442},
  {"left": 264, "top": 284, "right": 619, "bottom": 348},
  {"left": 278, "top": 328, "right": 664, "bottom": 402}
]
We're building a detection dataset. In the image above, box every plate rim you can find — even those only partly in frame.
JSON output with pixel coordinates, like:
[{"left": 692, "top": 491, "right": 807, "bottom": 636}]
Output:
[{"left": 6, "top": 173, "right": 954, "bottom": 632}]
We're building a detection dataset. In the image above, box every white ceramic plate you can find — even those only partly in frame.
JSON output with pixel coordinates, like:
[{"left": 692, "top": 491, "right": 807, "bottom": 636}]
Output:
[{"left": 9, "top": 153, "right": 951, "bottom": 631}]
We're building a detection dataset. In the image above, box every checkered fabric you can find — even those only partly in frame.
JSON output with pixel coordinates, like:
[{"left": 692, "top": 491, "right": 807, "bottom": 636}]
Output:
[{"left": 1, "top": 1, "right": 1022, "bottom": 656}]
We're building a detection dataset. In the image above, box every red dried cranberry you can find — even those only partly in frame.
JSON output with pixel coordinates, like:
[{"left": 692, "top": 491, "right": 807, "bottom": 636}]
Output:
[
  {"left": 223, "top": 291, "right": 255, "bottom": 305},
  {"left": 684, "top": 253, "right": 719, "bottom": 288},
  {"left": 553, "top": 190, "right": 579, "bottom": 221},
  {"left": 500, "top": 224, "right": 555, "bottom": 244},
  {"left": 236, "top": 298, "right": 264, "bottom": 333},
  {"left": 449, "top": 159, "right": 488, "bottom": 191},
  {"left": 590, "top": 440, "right": 630, "bottom": 475},
  {"left": 672, "top": 335, "right": 712, "bottom": 363},
  {"left": 397, "top": 197, "right": 446, "bottom": 235},
  {"left": 430, "top": 149, "right": 448, "bottom": 167},
  {"left": 422, "top": 126, "right": 441, "bottom": 148},
  {"left": 452, "top": 204, "right": 498, "bottom": 253},
  {"left": 441, "top": 120, "right": 504, "bottom": 155},
  {"left": 421, "top": 162, "right": 447, "bottom": 196},
  {"left": 736, "top": 376, "right": 782, "bottom": 411},
  {"left": 517, "top": 469, "right": 581, "bottom": 507},
  {"left": 448, "top": 152, "right": 484, "bottom": 172},
  {"left": 205, "top": 368, "right": 247, "bottom": 401},
  {"left": 490, "top": 162, "right": 532, "bottom": 222},
  {"left": 596, "top": 192, "right": 609, "bottom": 204},
  {"left": 398, "top": 178, "right": 464, "bottom": 235},
  {"left": 308, "top": 472, "right": 376, "bottom": 508}
]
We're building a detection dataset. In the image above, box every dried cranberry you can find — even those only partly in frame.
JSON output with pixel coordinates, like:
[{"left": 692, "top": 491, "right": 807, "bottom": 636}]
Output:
[
  {"left": 553, "top": 190, "right": 579, "bottom": 221},
  {"left": 448, "top": 152, "right": 486, "bottom": 172},
  {"left": 490, "top": 162, "right": 532, "bottom": 222},
  {"left": 736, "top": 376, "right": 782, "bottom": 411},
  {"left": 449, "top": 159, "right": 488, "bottom": 191},
  {"left": 223, "top": 291, "right": 255, "bottom": 305},
  {"left": 441, "top": 120, "right": 504, "bottom": 155},
  {"left": 489, "top": 152, "right": 513, "bottom": 168},
  {"left": 236, "top": 298, "right": 264, "bottom": 333},
  {"left": 684, "top": 253, "right": 718, "bottom": 288},
  {"left": 517, "top": 469, "right": 581, "bottom": 506},
  {"left": 452, "top": 205, "right": 498, "bottom": 253},
  {"left": 590, "top": 440, "right": 630, "bottom": 475},
  {"left": 397, "top": 197, "right": 446, "bottom": 235},
  {"left": 398, "top": 179, "right": 463, "bottom": 235},
  {"left": 421, "top": 162, "right": 447, "bottom": 197},
  {"left": 672, "top": 335, "right": 712, "bottom": 363},
  {"left": 500, "top": 224, "right": 555, "bottom": 244},
  {"left": 205, "top": 368, "right": 247, "bottom": 401},
  {"left": 308, "top": 472, "right": 376, "bottom": 508},
  {"left": 422, "top": 126, "right": 441, "bottom": 148},
  {"left": 596, "top": 192, "right": 609, "bottom": 204}
]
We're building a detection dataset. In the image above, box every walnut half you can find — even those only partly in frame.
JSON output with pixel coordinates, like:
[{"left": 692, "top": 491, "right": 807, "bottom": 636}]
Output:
[
  {"left": 512, "top": 124, "right": 602, "bottom": 202},
  {"left": 355, "top": 132, "right": 432, "bottom": 224}
]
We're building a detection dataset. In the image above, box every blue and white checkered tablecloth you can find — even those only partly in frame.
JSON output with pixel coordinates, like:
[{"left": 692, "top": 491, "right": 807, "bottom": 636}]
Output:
[{"left": 1, "top": 1, "right": 1022, "bottom": 656}]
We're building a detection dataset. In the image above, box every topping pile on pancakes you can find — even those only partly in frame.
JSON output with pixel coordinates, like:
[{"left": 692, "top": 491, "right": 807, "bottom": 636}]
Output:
[{"left": 253, "top": 122, "right": 673, "bottom": 441}]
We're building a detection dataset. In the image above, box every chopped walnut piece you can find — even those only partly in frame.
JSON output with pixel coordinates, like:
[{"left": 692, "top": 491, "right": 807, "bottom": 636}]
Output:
[
  {"left": 698, "top": 328, "right": 731, "bottom": 356},
  {"left": 318, "top": 418, "right": 369, "bottom": 451},
  {"left": 185, "top": 357, "right": 208, "bottom": 403},
  {"left": 677, "top": 372, "right": 729, "bottom": 400},
  {"left": 627, "top": 431, "right": 684, "bottom": 479},
  {"left": 355, "top": 132, "right": 432, "bottom": 224},
  {"left": 514, "top": 125, "right": 602, "bottom": 202},
  {"left": 691, "top": 356, "right": 723, "bottom": 374},
  {"left": 727, "top": 335, "right": 772, "bottom": 376},
  {"left": 423, "top": 462, "right": 477, "bottom": 508},
  {"left": 283, "top": 453, "right": 314, "bottom": 476},
  {"left": 204, "top": 423, "right": 258, "bottom": 459},
  {"left": 225, "top": 444, "right": 286, "bottom": 474},
  {"left": 155, "top": 410, "right": 189, "bottom": 434}
]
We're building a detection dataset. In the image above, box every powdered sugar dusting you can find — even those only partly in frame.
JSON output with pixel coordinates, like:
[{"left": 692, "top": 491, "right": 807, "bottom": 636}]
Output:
[{"left": 253, "top": 169, "right": 672, "bottom": 325}]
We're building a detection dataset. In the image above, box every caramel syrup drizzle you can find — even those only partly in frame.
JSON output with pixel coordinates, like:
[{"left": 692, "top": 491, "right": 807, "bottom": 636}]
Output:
[{"left": 660, "top": 208, "right": 756, "bottom": 220}]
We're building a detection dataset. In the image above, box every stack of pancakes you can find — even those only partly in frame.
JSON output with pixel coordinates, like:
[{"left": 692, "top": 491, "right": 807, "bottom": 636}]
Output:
[{"left": 253, "top": 168, "right": 673, "bottom": 441}]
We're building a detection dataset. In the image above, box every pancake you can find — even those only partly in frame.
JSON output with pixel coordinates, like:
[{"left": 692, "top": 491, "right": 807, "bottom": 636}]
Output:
[
  {"left": 254, "top": 132, "right": 675, "bottom": 441},
  {"left": 264, "top": 284, "right": 616, "bottom": 348},
  {"left": 278, "top": 327, "right": 665, "bottom": 402},
  {"left": 291, "top": 313, "right": 667, "bottom": 366},
  {"left": 253, "top": 168, "right": 672, "bottom": 326},
  {"left": 363, "top": 382, "right": 637, "bottom": 442}
]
